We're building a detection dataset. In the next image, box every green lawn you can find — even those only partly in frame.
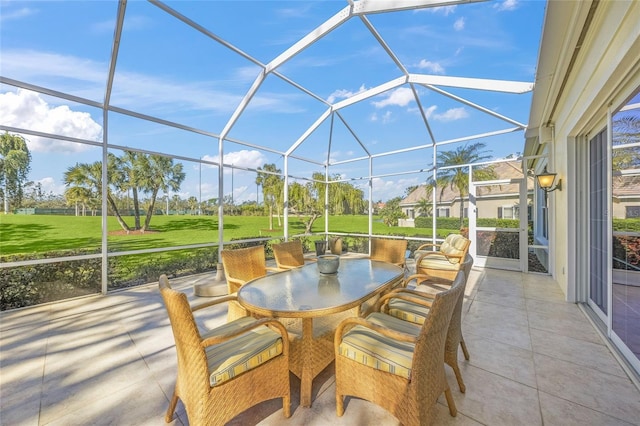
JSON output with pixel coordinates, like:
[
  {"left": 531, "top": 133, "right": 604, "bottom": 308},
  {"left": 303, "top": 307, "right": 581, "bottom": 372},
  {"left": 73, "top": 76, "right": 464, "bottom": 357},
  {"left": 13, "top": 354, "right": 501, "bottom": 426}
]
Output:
[{"left": 0, "top": 214, "right": 445, "bottom": 257}]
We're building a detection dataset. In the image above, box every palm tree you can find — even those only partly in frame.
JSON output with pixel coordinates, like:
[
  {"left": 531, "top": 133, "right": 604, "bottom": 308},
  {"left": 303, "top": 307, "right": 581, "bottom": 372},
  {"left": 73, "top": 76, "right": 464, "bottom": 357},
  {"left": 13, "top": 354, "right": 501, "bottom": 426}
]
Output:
[
  {"left": 115, "top": 150, "right": 144, "bottom": 229},
  {"left": 139, "top": 154, "right": 185, "bottom": 231},
  {"left": 430, "top": 142, "right": 497, "bottom": 228},
  {"left": 64, "top": 186, "right": 92, "bottom": 216},
  {"left": 416, "top": 197, "right": 433, "bottom": 217},
  {"left": 64, "top": 159, "right": 131, "bottom": 231}
]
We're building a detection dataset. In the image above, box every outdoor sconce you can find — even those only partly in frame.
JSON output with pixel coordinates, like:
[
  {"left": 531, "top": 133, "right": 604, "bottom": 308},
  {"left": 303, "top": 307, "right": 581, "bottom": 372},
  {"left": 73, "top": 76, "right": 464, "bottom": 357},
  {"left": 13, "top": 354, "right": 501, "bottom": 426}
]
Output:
[{"left": 536, "top": 167, "right": 561, "bottom": 192}]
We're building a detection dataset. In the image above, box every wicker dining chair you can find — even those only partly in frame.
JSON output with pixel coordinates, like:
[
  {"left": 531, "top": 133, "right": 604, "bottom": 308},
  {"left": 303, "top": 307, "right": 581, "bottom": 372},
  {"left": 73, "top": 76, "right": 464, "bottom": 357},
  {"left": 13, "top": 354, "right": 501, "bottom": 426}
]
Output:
[
  {"left": 380, "top": 259, "right": 472, "bottom": 393},
  {"left": 221, "top": 245, "right": 279, "bottom": 294},
  {"left": 369, "top": 238, "right": 409, "bottom": 268},
  {"left": 159, "top": 274, "right": 291, "bottom": 425},
  {"left": 272, "top": 240, "right": 315, "bottom": 270},
  {"left": 413, "top": 234, "right": 471, "bottom": 282},
  {"left": 334, "top": 272, "right": 463, "bottom": 425}
]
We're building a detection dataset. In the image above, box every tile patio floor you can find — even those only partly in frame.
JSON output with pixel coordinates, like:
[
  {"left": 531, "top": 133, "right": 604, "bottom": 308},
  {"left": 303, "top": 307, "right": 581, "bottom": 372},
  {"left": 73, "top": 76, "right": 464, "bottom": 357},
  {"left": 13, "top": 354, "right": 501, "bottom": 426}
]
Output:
[{"left": 2, "top": 265, "right": 640, "bottom": 425}]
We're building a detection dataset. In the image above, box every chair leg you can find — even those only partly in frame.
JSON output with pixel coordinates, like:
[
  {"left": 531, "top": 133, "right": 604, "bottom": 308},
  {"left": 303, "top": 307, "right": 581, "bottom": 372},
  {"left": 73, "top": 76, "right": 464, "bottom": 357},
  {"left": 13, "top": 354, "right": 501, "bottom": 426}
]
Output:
[
  {"left": 449, "top": 360, "right": 466, "bottom": 393},
  {"left": 283, "top": 394, "right": 291, "bottom": 418},
  {"left": 336, "top": 393, "right": 345, "bottom": 416},
  {"left": 165, "top": 391, "right": 179, "bottom": 423},
  {"left": 444, "top": 387, "right": 457, "bottom": 417},
  {"left": 460, "top": 337, "right": 470, "bottom": 360}
]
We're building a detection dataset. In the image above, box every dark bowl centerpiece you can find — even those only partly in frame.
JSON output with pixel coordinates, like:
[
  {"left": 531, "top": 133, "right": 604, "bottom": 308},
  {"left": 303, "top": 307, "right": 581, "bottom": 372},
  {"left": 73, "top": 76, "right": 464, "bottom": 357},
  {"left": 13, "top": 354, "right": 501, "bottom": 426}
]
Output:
[{"left": 317, "top": 254, "right": 340, "bottom": 275}]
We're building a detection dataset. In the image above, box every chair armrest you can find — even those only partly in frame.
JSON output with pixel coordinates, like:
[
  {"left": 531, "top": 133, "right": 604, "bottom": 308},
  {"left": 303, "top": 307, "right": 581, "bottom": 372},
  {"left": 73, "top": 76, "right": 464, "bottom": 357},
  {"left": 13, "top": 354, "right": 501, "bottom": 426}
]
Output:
[
  {"left": 274, "top": 265, "right": 299, "bottom": 271},
  {"left": 191, "top": 294, "right": 240, "bottom": 312},
  {"left": 404, "top": 273, "right": 433, "bottom": 288},
  {"left": 334, "top": 317, "right": 418, "bottom": 354},
  {"left": 415, "top": 243, "right": 440, "bottom": 252},
  {"left": 201, "top": 317, "right": 290, "bottom": 355},
  {"left": 376, "top": 290, "right": 434, "bottom": 313},
  {"left": 226, "top": 277, "right": 247, "bottom": 293}
]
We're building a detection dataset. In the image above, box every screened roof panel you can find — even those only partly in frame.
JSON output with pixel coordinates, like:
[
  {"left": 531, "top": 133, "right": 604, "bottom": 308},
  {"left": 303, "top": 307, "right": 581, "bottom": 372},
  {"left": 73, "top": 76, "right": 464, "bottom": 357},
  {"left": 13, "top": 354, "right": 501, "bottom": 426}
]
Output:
[
  {"left": 0, "top": 1, "right": 116, "bottom": 102},
  {"left": 0, "top": 0, "right": 546, "bottom": 203},
  {"left": 224, "top": 72, "right": 329, "bottom": 150}
]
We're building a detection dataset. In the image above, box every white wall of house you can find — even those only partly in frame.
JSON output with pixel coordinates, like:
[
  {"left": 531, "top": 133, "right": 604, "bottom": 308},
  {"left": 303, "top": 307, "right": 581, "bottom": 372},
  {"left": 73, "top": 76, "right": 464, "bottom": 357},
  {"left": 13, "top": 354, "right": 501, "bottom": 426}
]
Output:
[{"left": 527, "top": 0, "right": 640, "bottom": 300}]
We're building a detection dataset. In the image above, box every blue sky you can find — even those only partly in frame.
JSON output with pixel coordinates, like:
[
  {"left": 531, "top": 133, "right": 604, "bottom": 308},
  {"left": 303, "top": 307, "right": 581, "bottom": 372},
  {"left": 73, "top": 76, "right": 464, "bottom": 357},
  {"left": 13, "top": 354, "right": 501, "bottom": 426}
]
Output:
[{"left": 0, "top": 0, "right": 546, "bottom": 204}]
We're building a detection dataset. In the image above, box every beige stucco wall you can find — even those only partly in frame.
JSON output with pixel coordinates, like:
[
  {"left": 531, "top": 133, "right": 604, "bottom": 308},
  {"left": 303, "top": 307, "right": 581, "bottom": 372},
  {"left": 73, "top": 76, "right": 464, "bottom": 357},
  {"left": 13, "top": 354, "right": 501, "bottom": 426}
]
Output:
[{"left": 540, "top": 1, "right": 640, "bottom": 299}]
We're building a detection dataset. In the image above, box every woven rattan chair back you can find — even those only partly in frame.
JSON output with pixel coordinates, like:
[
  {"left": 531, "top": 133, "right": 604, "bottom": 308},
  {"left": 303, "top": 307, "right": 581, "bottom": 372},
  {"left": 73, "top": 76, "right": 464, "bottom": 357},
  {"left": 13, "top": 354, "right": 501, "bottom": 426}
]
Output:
[
  {"left": 159, "top": 276, "right": 211, "bottom": 420},
  {"left": 335, "top": 270, "right": 463, "bottom": 425},
  {"left": 221, "top": 245, "right": 267, "bottom": 293},
  {"left": 159, "top": 274, "right": 291, "bottom": 425},
  {"left": 370, "top": 238, "right": 408, "bottom": 267},
  {"left": 410, "top": 274, "right": 464, "bottom": 421},
  {"left": 272, "top": 240, "right": 305, "bottom": 269}
]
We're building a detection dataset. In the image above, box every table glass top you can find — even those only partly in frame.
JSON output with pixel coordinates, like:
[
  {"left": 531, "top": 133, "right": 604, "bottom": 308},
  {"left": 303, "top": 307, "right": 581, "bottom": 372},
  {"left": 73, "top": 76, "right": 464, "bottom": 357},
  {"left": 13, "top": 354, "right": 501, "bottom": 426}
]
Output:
[{"left": 237, "top": 258, "right": 403, "bottom": 314}]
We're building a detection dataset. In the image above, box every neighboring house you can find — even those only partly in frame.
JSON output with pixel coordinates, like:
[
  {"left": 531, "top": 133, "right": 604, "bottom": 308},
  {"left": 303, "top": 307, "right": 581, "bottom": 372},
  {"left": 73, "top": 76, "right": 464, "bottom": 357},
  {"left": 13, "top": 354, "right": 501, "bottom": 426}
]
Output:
[
  {"left": 613, "top": 174, "right": 640, "bottom": 219},
  {"left": 399, "top": 160, "right": 535, "bottom": 227}
]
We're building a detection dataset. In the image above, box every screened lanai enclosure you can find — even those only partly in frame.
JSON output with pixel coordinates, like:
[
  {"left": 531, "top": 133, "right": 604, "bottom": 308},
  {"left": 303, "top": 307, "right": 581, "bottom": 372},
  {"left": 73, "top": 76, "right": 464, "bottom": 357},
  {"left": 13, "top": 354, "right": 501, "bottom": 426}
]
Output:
[{"left": 0, "top": 0, "right": 549, "bottom": 306}]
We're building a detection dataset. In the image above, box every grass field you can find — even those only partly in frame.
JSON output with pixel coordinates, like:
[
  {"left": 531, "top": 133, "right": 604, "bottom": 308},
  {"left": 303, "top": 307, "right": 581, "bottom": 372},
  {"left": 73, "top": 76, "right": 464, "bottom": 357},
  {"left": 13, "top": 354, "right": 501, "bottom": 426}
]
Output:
[{"left": 0, "top": 214, "right": 447, "bottom": 257}]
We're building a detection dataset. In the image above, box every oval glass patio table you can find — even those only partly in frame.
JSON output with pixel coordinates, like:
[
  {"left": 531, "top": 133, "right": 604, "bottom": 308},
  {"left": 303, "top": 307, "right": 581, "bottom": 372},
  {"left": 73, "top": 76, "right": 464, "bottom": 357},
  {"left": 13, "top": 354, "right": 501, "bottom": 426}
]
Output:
[{"left": 237, "top": 258, "right": 404, "bottom": 408}]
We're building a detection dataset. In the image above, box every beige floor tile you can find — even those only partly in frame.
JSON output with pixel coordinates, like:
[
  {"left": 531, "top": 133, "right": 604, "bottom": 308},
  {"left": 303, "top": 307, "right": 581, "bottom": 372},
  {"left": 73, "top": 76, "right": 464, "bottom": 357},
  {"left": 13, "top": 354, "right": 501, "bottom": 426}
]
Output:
[
  {"left": 40, "top": 353, "right": 154, "bottom": 424},
  {"left": 474, "top": 288, "right": 526, "bottom": 309},
  {"left": 3, "top": 268, "right": 639, "bottom": 425},
  {"left": 477, "top": 278, "right": 524, "bottom": 295},
  {"left": 530, "top": 328, "right": 627, "bottom": 378},
  {"left": 464, "top": 331, "right": 537, "bottom": 387},
  {"left": 523, "top": 284, "right": 566, "bottom": 302},
  {"left": 525, "top": 297, "right": 585, "bottom": 318},
  {"left": 534, "top": 353, "right": 640, "bottom": 424},
  {"left": 463, "top": 320, "right": 532, "bottom": 351},
  {"left": 44, "top": 381, "right": 181, "bottom": 426},
  {"left": 538, "top": 391, "right": 635, "bottom": 426},
  {"left": 527, "top": 309, "right": 603, "bottom": 345},
  {"left": 443, "top": 364, "right": 542, "bottom": 426},
  {"left": 466, "top": 299, "right": 528, "bottom": 326}
]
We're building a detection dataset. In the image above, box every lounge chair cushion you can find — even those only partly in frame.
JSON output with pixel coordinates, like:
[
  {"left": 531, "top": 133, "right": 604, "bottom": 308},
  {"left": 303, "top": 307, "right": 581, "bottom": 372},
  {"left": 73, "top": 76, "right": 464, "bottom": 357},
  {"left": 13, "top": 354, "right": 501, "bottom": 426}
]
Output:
[
  {"left": 419, "top": 254, "right": 462, "bottom": 270},
  {"left": 438, "top": 234, "right": 468, "bottom": 264},
  {"left": 205, "top": 316, "right": 284, "bottom": 387},
  {"left": 338, "top": 312, "right": 419, "bottom": 379}
]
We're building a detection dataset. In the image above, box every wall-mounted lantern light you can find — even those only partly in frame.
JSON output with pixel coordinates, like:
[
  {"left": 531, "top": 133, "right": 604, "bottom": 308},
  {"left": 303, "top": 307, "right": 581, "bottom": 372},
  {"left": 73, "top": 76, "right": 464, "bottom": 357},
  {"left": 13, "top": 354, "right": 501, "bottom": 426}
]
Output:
[{"left": 536, "top": 167, "right": 561, "bottom": 192}]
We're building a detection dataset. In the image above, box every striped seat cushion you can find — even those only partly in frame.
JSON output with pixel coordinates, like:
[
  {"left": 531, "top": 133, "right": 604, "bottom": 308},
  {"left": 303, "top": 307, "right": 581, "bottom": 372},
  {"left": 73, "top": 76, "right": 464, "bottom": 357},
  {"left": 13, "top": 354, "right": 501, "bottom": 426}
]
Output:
[
  {"left": 419, "top": 254, "right": 462, "bottom": 270},
  {"left": 388, "top": 297, "right": 431, "bottom": 325},
  {"left": 204, "top": 316, "right": 284, "bottom": 387},
  {"left": 338, "top": 313, "right": 419, "bottom": 379}
]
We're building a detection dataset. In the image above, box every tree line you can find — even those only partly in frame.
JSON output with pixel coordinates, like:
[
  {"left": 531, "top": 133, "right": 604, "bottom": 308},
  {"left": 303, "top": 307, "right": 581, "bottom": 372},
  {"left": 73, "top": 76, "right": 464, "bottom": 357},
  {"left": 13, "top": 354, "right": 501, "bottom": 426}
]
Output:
[{"left": 62, "top": 151, "right": 186, "bottom": 232}]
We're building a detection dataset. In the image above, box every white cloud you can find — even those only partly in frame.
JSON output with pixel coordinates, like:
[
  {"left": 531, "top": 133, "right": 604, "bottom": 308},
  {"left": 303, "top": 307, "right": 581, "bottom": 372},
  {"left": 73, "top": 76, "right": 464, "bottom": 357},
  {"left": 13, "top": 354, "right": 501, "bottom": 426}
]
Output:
[
  {"left": 381, "top": 111, "right": 393, "bottom": 124},
  {"left": 35, "top": 177, "right": 66, "bottom": 195},
  {"left": 422, "top": 5, "right": 457, "bottom": 16},
  {"left": 417, "top": 60, "right": 445, "bottom": 74},
  {"left": 433, "top": 107, "right": 468, "bottom": 122},
  {"left": 494, "top": 0, "right": 518, "bottom": 12},
  {"left": 0, "top": 49, "right": 299, "bottom": 115},
  {"left": 0, "top": 6, "right": 36, "bottom": 22},
  {"left": 454, "top": 17, "right": 465, "bottom": 31},
  {"left": 327, "top": 84, "right": 367, "bottom": 104},
  {"left": 0, "top": 89, "right": 102, "bottom": 153},
  {"left": 372, "top": 87, "right": 414, "bottom": 108},
  {"left": 424, "top": 105, "right": 438, "bottom": 119},
  {"left": 203, "top": 149, "right": 266, "bottom": 171}
]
